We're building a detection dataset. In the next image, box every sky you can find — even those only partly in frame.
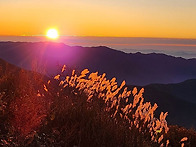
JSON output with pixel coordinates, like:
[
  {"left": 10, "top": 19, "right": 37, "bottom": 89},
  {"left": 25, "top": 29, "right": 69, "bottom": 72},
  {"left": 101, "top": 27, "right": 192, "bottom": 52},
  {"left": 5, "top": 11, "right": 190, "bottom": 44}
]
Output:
[{"left": 0, "top": 0, "right": 196, "bottom": 38}]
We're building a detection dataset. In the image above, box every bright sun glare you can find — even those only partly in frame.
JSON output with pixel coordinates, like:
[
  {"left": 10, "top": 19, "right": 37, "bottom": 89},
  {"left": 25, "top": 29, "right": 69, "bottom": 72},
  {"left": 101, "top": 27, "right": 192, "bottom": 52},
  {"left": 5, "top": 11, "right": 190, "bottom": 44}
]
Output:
[{"left": 46, "top": 29, "right": 59, "bottom": 39}]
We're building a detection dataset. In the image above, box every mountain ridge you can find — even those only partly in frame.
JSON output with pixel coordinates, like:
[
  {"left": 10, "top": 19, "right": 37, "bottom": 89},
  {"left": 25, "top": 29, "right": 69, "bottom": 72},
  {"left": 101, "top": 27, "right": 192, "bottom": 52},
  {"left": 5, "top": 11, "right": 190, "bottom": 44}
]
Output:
[{"left": 1, "top": 41, "right": 196, "bottom": 85}]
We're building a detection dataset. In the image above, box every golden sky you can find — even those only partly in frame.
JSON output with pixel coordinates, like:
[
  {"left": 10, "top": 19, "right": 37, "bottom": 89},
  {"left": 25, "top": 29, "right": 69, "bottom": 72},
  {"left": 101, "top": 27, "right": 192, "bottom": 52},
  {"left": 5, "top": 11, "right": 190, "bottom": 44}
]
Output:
[{"left": 1, "top": 0, "right": 196, "bottom": 38}]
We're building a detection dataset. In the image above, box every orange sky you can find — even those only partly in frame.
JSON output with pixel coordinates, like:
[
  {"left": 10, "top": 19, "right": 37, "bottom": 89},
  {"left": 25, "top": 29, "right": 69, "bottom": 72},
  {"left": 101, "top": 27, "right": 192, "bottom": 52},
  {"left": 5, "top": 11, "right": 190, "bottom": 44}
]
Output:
[{"left": 1, "top": 0, "right": 196, "bottom": 38}]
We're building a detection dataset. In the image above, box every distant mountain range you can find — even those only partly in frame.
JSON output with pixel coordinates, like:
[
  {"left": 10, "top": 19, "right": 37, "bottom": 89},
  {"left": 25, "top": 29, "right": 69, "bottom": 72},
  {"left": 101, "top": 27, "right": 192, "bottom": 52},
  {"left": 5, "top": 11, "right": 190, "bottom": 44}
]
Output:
[{"left": 0, "top": 42, "right": 196, "bottom": 86}]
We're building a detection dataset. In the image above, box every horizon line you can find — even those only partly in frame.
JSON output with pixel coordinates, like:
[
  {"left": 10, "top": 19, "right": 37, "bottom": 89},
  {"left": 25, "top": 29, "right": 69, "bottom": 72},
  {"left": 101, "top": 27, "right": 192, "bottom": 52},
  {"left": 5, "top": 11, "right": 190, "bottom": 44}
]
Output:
[{"left": 0, "top": 35, "right": 196, "bottom": 40}]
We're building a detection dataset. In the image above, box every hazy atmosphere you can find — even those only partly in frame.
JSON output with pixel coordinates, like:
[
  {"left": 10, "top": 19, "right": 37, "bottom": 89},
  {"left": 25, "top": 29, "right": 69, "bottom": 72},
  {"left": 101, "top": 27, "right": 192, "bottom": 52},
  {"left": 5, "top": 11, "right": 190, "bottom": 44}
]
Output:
[{"left": 1, "top": 36, "right": 196, "bottom": 58}]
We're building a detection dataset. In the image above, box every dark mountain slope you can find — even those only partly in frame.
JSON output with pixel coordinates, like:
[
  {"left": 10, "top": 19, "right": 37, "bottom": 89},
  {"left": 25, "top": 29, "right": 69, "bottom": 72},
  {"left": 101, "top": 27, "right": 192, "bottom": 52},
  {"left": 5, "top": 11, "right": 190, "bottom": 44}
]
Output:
[
  {"left": 0, "top": 42, "right": 196, "bottom": 85},
  {"left": 128, "top": 79, "right": 196, "bottom": 128},
  {"left": 144, "top": 85, "right": 196, "bottom": 129},
  {"left": 146, "top": 79, "right": 196, "bottom": 104}
]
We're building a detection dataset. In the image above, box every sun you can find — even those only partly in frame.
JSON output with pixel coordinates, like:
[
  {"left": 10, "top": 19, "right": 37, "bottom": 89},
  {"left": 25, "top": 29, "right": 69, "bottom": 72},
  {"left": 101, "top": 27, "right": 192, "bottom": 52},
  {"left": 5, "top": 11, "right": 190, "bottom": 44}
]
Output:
[{"left": 46, "top": 29, "right": 59, "bottom": 39}]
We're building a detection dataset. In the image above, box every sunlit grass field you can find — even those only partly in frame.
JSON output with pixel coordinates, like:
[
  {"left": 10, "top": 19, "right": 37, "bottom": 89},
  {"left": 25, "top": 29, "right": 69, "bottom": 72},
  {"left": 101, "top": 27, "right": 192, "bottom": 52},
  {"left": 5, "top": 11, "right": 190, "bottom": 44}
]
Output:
[{"left": 0, "top": 63, "right": 195, "bottom": 146}]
